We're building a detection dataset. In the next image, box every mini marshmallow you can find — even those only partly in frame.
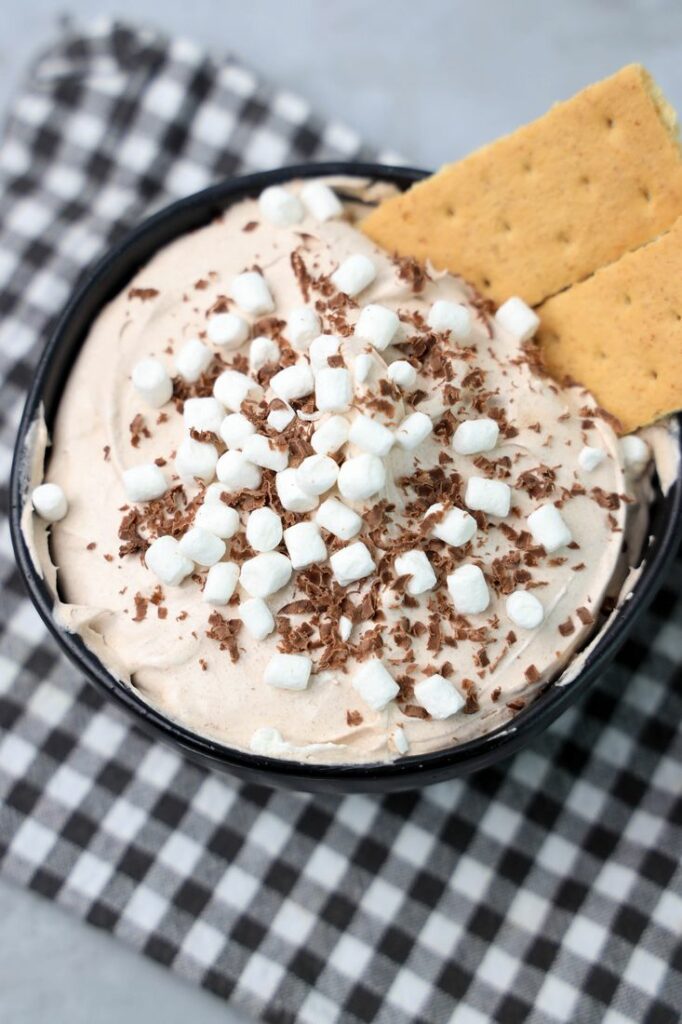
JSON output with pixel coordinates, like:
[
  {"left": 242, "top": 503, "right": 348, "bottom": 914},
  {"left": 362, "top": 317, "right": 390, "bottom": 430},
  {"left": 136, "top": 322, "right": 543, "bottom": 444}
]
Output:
[
  {"left": 337, "top": 453, "right": 386, "bottom": 502},
  {"left": 295, "top": 454, "right": 339, "bottom": 496},
  {"left": 241, "top": 551, "right": 292, "bottom": 598},
  {"left": 240, "top": 597, "right": 275, "bottom": 640},
  {"left": 392, "top": 726, "right": 409, "bottom": 755},
  {"left": 229, "top": 270, "right": 275, "bottom": 316},
  {"left": 426, "top": 503, "right": 477, "bottom": 547},
  {"left": 330, "top": 541, "right": 376, "bottom": 586},
  {"left": 175, "top": 437, "right": 218, "bottom": 484},
  {"left": 331, "top": 254, "right": 376, "bottom": 297},
  {"left": 216, "top": 450, "right": 262, "bottom": 491},
  {"left": 249, "top": 335, "right": 280, "bottom": 372},
  {"left": 246, "top": 507, "right": 283, "bottom": 552},
  {"left": 275, "top": 468, "right": 319, "bottom": 512},
  {"left": 204, "top": 482, "right": 232, "bottom": 505},
  {"left": 578, "top": 445, "right": 606, "bottom": 473},
  {"left": 339, "top": 616, "right": 352, "bottom": 642},
  {"left": 175, "top": 338, "right": 212, "bottom": 383},
  {"left": 264, "top": 653, "right": 312, "bottom": 691},
  {"left": 353, "top": 353, "right": 374, "bottom": 384},
  {"left": 267, "top": 404, "right": 295, "bottom": 432},
  {"left": 619, "top": 434, "right": 650, "bottom": 474},
  {"left": 213, "top": 369, "right": 259, "bottom": 411},
  {"left": 283, "top": 521, "right": 328, "bottom": 569},
  {"left": 219, "top": 412, "right": 256, "bottom": 448},
  {"left": 506, "top": 589, "right": 544, "bottom": 630},
  {"left": 315, "top": 367, "right": 352, "bottom": 412},
  {"left": 206, "top": 312, "right": 249, "bottom": 349},
  {"left": 453, "top": 417, "right": 499, "bottom": 456},
  {"left": 527, "top": 504, "right": 573, "bottom": 553},
  {"left": 183, "top": 396, "right": 224, "bottom": 434},
  {"left": 465, "top": 477, "right": 511, "bottom": 518},
  {"left": 495, "top": 296, "right": 540, "bottom": 342},
  {"left": 123, "top": 465, "right": 168, "bottom": 503},
  {"left": 258, "top": 185, "right": 304, "bottom": 227},
  {"left": 300, "top": 181, "right": 343, "bottom": 222},
  {"left": 315, "top": 497, "right": 363, "bottom": 541},
  {"left": 395, "top": 411, "right": 433, "bottom": 451},
  {"left": 311, "top": 415, "right": 350, "bottom": 455},
  {"left": 352, "top": 659, "right": 399, "bottom": 711},
  {"left": 131, "top": 357, "right": 172, "bottom": 408},
  {"left": 394, "top": 549, "right": 437, "bottom": 596},
  {"left": 447, "top": 564, "right": 490, "bottom": 615},
  {"left": 242, "top": 433, "right": 289, "bottom": 472},
  {"left": 270, "top": 363, "right": 314, "bottom": 402},
  {"left": 414, "top": 675, "right": 465, "bottom": 719},
  {"left": 349, "top": 414, "right": 394, "bottom": 456},
  {"left": 387, "top": 360, "right": 417, "bottom": 390},
  {"left": 287, "top": 307, "right": 321, "bottom": 350},
  {"left": 31, "top": 482, "right": 67, "bottom": 522},
  {"left": 179, "top": 527, "right": 226, "bottom": 567},
  {"left": 309, "top": 334, "right": 341, "bottom": 371},
  {"left": 146, "top": 535, "right": 193, "bottom": 586},
  {"left": 355, "top": 304, "right": 399, "bottom": 351},
  {"left": 203, "top": 561, "right": 240, "bottom": 605},
  {"left": 427, "top": 300, "right": 472, "bottom": 341},
  {"left": 195, "top": 502, "right": 240, "bottom": 539}
]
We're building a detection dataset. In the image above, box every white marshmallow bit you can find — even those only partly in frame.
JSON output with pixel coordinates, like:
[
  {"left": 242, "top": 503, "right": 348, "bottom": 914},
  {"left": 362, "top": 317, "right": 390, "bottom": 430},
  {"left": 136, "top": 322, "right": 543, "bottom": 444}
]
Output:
[
  {"left": 331, "top": 254, "right": 376, "bottom": 297},
  {"left": 203, "top": 562, "right": 240, "bottom": 605},
  {"left": 495, "top": 297, "right": 540, "bottom": 342},
  {"left": 241, "top": 551, "right": 292, "bottom": 598},
  {"left": 264, "top": 653, "right": 312, "bottom": 691},
  {"left": 311, "top": 415, "right": 350, "bottom": 455},
  {"left": 131, "top": 358, "right": 172, "bottom": 408},
  {"left": 527, "top": 504, "right": 573, "bottom": 553},
  {"left": 392, "top": 726, "right": 409, "bottom": 755},
  {"left": 213, "top": 369, "right": 259, "bottom": 411},
  {"left": 206, "top": 312, "right": 249, "bottom": 349},
  {"left": 178, "top": 527, "right": 226, "bottom": 567},
  {"left": 339, "top": 615, "right": 352, "bottom": 642},
  {"left": 240, "top": 597, "right": 275, "bottom": 640},
  {"left": 146, "top": 535, "right": 193, "bottom": 587},
  {"left": 242, "top": 433, "right": 289, "bottom": 472},
  {"left": 426, "top": 503, "right": 476, "bottom": 547},
  {"left": 315, "top": 497, "right": 363, "bottom": 541},
  {"left": 249, "top": 335, "right": 280, "bottom": 373},
  {"left": 338, "top": 453, "right": 386, "bottom": 502},
  {"left": 230, "top": 271, "right": 275, "bottom": 316},
  {"left": 427, "top": 300, "right": 472, "bottom": 341},
  {"left": 216, "top": 450, "right": 262, "bottom": 491},
  {"left": 258, "top": 185, "right": 304, "bottom": 227},
  {"left": 195, "top": 502, "right": 239, "bottom": 539},
  {"left": 355, "top": 304, "right": 399, "bottom": 351},
  {"left": 395, "top": 411, "right": 433, "bottom": 451},
  {"left": 394, "top": 549, "right": 437, "bottom": 596},
  {"left": 270, "top": 363, "right": 314, "bottom": 402},
  {"left": 352, "top": 659, "right": 399, "bottom": 711},
  {"left": 330, "top": 541, "right": 376, "bottom": 586},
  {"left": 31, "top": 482, "right": 68, "bottom": 522},
  {"left": 203, "top": 483, "right": 232, "bottom": 504},
  {"left": 349, "top": 414, "right": 394, "bottom": 457},
  {"left": 287, "top": 307, "right": 320, "bottom": 350},
  {"left": 283, "top": 521, "right": 328, "bottom": 569},
  {"left": 175, "top": 437, "right": 218, "bottom": 484},
  {"left": 619, "top": 434, "right": 650, "bottom": 475},
  {"left": 447, "top": 564, "right": 490, "bottom": 615},
  {"left": 315, "top": 367, "right": 352, "bottom": 412},
  {"left": 275, "top": 468, "right": 319, "bottom": 512},
  {"left": 453, "top": 418, "right": 500, "bottom": 456},
  {"left": 353, "top": 353, "right": 374, "bottom": 384},
  {"left": 183, "top": 397, "right": 224, "bottom": 434},
  {"left": 267, "top": 404, "right": 295, "bottom": 432},
  {"left": 387, "top": 360, "right": 417, "bottom": 390},
  {"left": 295, "top": 454, "right": 339, "bottom": 496},
  {"left": 123, "top": 465, "right": 168, "bottom": 502},
  {"left": 506, "top": 590, "right": 544, "bottom": 630},
  {"left": 578, "top": 445, "right": 606, "bottom": 473},
  {"left": 414, "top": 675, "right": 465, "bottom": 719},
  {"left": 465, "top": 477, "right": 511, "bottom": 518},
  {"left": 175, "top": 338, "right": 212, "bottom": 383},
  {"left": 246, "top": 507, "right": 282, "bottom": 552},
  {"left": 309, "top": 334, "right": 341, "bottom": 372},
  {"left": 219, "top": 412, "right": 256, "bottom": 448},
  {"left": 300, "top": 181, "right": 343, "bottom": 222}
]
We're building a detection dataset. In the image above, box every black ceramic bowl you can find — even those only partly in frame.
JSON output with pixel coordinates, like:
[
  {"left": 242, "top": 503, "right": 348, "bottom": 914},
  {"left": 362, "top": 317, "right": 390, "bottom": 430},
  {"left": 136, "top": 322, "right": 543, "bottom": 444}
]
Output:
[{"left": 9, "top": 162, "right": 682, "bottom": 793}]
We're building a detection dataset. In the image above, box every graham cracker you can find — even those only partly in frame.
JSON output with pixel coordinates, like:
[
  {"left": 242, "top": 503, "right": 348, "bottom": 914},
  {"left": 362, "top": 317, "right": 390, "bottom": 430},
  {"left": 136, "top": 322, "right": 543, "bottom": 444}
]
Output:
[
  {"left": 362, "top": 65, "right": 682, "bottom": 306},
  {"left": 537, "top": 214, "right": 682, "bottom": 432}
]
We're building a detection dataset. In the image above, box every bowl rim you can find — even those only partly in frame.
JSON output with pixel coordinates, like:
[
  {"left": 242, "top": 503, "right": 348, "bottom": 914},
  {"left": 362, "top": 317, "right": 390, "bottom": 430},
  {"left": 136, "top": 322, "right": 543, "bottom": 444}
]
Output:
[{"left": 9, "top": 160, "right": 682, "bottom": 789}]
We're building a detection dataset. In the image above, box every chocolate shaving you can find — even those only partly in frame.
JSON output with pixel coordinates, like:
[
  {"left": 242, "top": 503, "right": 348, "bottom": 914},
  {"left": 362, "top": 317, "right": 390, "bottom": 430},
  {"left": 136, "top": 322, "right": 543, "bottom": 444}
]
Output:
[
  {"left": 128, "top": 287, "right": 159, "bottom": 301},
  {"left": 205, "top": 612, "right": 242, "bottom": 662}
]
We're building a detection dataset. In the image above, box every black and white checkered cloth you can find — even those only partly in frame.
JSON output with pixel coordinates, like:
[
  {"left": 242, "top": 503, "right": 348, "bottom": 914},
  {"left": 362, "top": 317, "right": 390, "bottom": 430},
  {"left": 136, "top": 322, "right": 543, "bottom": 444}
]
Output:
[{"left": 1, "top": 18, "right": 681, "bottom": 1024}]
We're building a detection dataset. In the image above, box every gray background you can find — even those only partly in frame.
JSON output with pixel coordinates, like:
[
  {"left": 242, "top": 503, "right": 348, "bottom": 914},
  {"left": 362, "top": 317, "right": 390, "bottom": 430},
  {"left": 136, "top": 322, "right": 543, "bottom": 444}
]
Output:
[{"left": 2, "top": 1, "right": 681, "bottom": 1022}]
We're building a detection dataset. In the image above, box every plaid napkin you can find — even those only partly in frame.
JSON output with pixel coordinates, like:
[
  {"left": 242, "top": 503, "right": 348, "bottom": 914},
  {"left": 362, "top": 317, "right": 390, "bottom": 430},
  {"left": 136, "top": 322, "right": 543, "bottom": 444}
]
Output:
[{"left": 1, "top": 18, "right": 681, "bottom": 1024}]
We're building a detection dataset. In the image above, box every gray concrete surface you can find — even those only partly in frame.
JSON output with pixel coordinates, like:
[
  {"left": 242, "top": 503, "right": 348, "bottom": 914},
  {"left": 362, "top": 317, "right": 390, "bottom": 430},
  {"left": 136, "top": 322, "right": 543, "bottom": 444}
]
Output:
[{"left": 2, "top": 2, "right": 682, "bottom": 1022}]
